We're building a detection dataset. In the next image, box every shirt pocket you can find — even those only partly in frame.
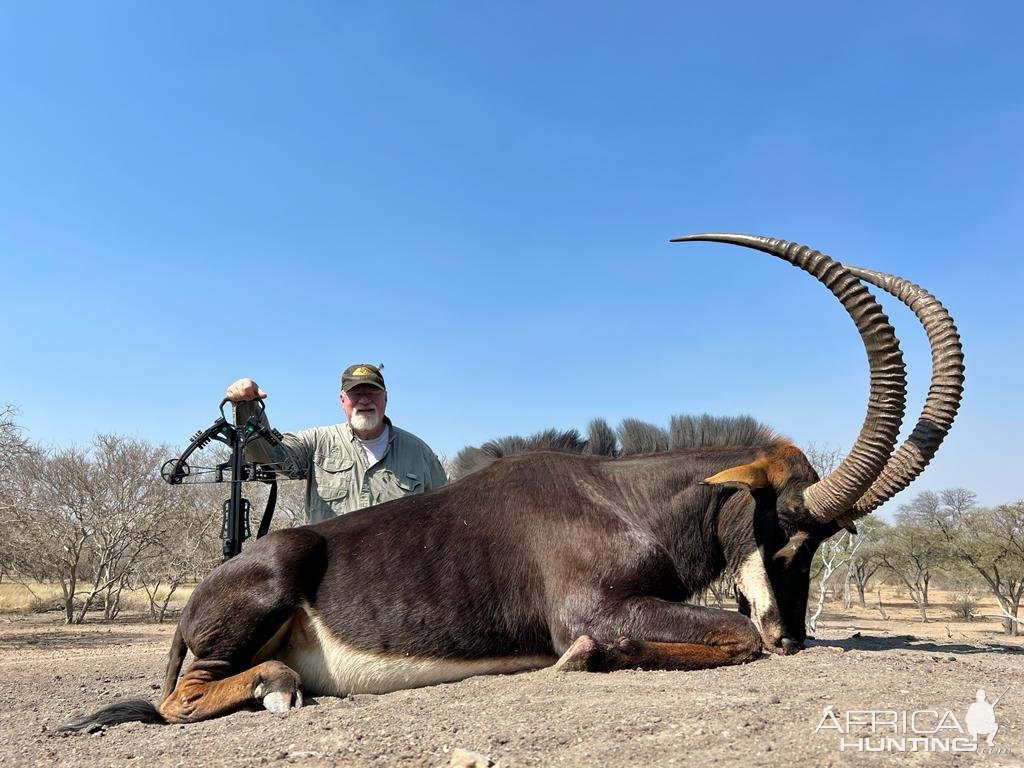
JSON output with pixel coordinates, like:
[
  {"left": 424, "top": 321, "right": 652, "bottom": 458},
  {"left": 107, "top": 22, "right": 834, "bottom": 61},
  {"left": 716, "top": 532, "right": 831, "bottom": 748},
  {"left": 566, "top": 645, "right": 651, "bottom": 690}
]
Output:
[
  {"left": 396, "top": 472, "right": 423, "bottom": 494},
  {"left": 314, "top": 454, "right": 355, "bottom": 502},
  {"left": 371, "top": 470, "right": 424, "bottom": 505}
]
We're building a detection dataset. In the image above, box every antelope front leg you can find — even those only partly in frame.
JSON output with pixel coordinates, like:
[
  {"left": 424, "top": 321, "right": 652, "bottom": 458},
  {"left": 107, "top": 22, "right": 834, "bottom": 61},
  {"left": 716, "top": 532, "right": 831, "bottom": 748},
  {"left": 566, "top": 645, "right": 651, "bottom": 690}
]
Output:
[
  {"left": 553, "top": 597, "right": 763, "bottom": 672},
  {"left": 159, "top": 660, "right": 302, "bottom": 723}
]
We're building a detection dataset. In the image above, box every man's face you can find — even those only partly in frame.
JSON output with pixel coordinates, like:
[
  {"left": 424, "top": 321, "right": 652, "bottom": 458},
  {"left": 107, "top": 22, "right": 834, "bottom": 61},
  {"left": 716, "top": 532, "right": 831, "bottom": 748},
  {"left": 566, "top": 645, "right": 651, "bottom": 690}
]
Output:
[{"left": 341, "top": 384, "right": 387, "bottom": 437}]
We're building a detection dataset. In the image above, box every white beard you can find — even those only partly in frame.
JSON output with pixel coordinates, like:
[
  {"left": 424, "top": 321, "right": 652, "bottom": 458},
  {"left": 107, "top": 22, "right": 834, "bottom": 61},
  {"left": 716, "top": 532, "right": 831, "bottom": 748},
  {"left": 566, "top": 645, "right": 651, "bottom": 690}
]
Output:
[{"left": 350, "top": 409, "right": 381, "bottom": 433}]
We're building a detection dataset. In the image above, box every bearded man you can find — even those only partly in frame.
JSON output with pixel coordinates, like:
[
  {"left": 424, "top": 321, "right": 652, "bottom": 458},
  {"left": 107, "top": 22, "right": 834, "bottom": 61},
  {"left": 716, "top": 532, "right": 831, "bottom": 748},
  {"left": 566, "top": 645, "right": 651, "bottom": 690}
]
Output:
[{"left": 226, "top": 364, "right": 447, "bottom": 523}]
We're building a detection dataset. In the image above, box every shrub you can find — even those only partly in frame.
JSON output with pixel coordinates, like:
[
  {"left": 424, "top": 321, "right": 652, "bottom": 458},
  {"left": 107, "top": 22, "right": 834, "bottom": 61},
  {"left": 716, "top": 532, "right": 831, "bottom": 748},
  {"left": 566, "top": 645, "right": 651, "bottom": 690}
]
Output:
[{"left": 950, "top": 593, "right": 979, "bottom": 621}]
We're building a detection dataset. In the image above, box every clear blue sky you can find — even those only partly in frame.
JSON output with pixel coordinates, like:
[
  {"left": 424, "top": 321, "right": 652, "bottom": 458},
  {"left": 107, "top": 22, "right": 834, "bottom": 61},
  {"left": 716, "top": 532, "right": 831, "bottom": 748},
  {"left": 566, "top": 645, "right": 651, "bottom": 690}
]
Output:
[{"left": 2, "top": 3, "right": 1021, "bottom": 516}]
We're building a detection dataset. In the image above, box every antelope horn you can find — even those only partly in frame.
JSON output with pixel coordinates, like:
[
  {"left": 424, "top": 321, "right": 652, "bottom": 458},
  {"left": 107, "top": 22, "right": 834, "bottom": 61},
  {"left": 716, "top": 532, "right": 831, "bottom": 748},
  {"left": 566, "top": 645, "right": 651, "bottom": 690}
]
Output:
[
  {"left": 838, "top": 266, "right": 965, "bottom": 520},
  {"left": 670, "top": 233, "right": 907, "bottom": 521}
]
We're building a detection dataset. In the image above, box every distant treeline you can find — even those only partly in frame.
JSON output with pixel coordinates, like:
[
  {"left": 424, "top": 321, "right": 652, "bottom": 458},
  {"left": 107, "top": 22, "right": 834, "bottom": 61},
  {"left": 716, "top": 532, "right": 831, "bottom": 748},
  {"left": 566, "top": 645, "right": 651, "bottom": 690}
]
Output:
[{"left": 1, "top": 405, "right": 1021, "bottom": 633}]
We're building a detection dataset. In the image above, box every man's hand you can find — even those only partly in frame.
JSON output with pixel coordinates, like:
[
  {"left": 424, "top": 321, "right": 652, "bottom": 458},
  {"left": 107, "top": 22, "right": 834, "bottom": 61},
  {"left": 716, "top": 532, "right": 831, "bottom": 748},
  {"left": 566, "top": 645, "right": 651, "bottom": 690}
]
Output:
[{"left": 226, "top": 378, "right": 268, "bottom": 402}]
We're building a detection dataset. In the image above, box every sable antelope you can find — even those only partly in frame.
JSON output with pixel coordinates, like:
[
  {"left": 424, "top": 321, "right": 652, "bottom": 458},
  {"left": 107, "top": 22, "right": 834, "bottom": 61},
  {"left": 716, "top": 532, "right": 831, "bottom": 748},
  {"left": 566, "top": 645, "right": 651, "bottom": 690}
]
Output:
[{"left": 61, "top": 233, "right": 963, "bottom": 730}]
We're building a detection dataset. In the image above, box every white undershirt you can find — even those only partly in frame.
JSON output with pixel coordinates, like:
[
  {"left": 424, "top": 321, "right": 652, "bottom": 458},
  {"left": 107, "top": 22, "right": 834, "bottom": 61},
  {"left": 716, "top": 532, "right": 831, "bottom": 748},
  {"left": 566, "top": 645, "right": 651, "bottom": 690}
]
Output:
[{"left": 357, "top": 426, "right": 390, "bottom": 466}]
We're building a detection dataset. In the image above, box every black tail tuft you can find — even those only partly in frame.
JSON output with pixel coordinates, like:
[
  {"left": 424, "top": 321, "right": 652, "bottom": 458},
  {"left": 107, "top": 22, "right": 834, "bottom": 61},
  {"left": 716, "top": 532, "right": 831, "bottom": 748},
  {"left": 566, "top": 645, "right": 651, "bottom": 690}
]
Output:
[{"left": 58, "top": 699, "right": 165, "bottom": 732}]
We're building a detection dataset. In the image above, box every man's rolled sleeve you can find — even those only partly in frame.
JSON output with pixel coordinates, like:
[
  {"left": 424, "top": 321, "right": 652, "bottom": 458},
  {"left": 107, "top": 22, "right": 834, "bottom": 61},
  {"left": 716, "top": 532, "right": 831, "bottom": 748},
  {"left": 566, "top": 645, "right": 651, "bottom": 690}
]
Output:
[{"left": 232, "top": 401, "right": 312, "bottom": 478}]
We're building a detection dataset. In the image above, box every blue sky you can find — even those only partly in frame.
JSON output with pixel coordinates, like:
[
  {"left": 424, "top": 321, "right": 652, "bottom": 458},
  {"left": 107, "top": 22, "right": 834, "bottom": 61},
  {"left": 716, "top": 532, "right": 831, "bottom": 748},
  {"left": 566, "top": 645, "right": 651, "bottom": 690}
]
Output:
[{"left": 2, "top": 3, "right": 1021, "bottom": 515}]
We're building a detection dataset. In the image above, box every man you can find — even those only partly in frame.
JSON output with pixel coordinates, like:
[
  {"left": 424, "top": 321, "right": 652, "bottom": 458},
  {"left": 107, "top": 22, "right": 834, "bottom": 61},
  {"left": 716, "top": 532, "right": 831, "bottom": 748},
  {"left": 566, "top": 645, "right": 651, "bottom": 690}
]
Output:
[{"left": 227, "top": 364, "right": 447, "bottom": 524}]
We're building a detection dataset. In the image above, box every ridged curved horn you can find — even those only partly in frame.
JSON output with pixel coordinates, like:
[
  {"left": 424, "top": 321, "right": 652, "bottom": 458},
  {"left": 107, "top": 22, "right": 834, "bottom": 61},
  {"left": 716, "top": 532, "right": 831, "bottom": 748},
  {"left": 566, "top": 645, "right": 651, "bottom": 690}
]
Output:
[
  {"left": 670, "top": 233, "right": 907, "bottom": 521},
  {"left": 839, "top": 266, "right": 965, "bottom": 518}
]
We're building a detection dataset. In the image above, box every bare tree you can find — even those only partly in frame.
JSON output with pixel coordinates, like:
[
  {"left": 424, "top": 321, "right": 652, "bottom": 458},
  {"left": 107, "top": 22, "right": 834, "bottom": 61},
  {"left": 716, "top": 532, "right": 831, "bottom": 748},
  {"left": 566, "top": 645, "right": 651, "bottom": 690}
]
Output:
[
  {"left": 1, "top": 434, "right": 174, "bottom": 623},
  {"left": 3, "top": 445, "right": 97, "bottom": 622},
  {"left": 808, "top": 532, "right": 863, "bottom": 631},
  {"left": 65, "top": 436, "right": 169, "bottom": 621},
  {"left": 846, "top": 517, "right": 887, "bottom": 607},
  {"left": 2, "top": 418, "right": 291, "bottom": 622},
  {"left": 894, "top": 489, "right": 943, "bottom": 524},
  {"left": 874, "top": 586, "right": 889, "bottom": 620},
  {"left": 439, "top": 453, "right": 455, "bottom": 484},
  {"left": 0, "top": 405, "right": 33, "bottom": 584},
  {"left": 135, "top": 482, "right": 221, "bottom": 621},
  {"left": 0, "top": 405, "right": 29, "bottom": 479},
  {"left": 803, "top": 442, "right": 842, "bottom": 478},
  {"left": 940, "top": 488, "right": 977, "bottom": 519}
]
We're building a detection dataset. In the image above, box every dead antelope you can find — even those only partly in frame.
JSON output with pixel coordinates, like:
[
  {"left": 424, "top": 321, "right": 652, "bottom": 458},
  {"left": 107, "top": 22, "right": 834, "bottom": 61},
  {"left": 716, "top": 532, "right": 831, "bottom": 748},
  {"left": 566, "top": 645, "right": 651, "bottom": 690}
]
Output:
[{"left": 61, "top": 233, "right": 963, "bottom": 730}]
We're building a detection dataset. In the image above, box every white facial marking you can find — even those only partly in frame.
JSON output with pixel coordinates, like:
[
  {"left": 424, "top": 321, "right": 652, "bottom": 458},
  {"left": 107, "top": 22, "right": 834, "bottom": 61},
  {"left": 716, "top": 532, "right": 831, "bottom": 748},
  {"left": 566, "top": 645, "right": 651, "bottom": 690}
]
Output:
[
  {"left": 734, "top": 549, "right": 780, "bottom": 638},
  {"left": 277, "top": 605, "right": 555, "bottom": 696}
]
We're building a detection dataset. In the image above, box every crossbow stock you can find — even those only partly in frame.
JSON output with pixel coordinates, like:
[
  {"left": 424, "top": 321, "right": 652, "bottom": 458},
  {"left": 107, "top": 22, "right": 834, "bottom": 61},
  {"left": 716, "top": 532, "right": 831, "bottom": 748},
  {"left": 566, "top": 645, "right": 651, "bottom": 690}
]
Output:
[{"left": 161, "top": 398, "right": 304, "bottom": 561}]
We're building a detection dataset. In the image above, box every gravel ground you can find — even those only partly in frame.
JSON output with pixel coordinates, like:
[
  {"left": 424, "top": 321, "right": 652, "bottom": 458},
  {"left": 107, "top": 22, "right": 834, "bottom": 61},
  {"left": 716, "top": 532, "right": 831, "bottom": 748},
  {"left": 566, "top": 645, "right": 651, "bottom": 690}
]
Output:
[{"left": 1, "top": 614, "right": 1022, "bottom": 767}]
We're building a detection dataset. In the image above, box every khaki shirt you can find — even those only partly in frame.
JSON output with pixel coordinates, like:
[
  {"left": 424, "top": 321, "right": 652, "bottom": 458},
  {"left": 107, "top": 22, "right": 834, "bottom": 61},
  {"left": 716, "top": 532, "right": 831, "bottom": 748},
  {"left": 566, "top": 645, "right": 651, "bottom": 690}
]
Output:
[{"left": 235, "top": 402, "right": 447, "bottom": 524}]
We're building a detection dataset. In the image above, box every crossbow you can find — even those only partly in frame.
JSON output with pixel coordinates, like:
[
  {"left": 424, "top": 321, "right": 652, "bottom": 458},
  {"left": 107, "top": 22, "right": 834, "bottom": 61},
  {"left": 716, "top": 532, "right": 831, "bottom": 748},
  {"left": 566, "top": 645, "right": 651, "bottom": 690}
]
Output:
[{"left": 161, "top": 398, "right": 304, "bottom": 561}]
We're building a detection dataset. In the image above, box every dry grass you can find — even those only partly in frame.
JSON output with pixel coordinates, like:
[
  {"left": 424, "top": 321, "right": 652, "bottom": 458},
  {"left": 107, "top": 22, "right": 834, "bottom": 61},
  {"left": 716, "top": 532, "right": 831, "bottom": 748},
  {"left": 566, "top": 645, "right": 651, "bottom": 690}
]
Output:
[
  {"left": 813, "top": 585, "right": 1021, "bottom": 644},
  {"left": 0, "top": 581, "right": 1017, "bottom": 644},
  {"left": 0, "top": 581, "right": 196, "bottom": 615},
  {"left": 0, "top": 581, "right": 64, "bottom": 612}
]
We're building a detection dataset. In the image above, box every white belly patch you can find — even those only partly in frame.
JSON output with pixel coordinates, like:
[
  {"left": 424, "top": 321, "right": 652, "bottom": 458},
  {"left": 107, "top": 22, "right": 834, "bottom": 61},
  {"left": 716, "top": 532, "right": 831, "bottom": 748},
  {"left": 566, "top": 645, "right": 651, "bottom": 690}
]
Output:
[{"left": 276, "top": 605, "right": 555, "bottom": 696}]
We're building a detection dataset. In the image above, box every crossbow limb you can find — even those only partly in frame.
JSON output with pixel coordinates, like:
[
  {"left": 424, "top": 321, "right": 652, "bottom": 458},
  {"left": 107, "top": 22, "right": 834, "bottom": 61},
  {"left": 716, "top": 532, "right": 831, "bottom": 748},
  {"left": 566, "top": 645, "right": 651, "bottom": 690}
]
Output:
[{"left": 161, "top": 398, "right": 286, "bottom": 486}]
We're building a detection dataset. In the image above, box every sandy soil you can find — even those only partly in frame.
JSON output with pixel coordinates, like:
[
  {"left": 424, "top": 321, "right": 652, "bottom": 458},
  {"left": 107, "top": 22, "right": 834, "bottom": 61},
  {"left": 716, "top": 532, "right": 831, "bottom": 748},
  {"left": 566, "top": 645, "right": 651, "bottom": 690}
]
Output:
[{"left": 1, "top": 601, "right": 1022, "bottom": 768}]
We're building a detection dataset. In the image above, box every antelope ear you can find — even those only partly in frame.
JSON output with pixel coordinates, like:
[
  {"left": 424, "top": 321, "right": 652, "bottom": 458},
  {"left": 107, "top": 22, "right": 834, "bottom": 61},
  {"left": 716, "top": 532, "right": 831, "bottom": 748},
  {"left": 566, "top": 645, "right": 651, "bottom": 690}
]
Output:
[{"left": 702, "top": 462, "right": 771, "bottom": 490}]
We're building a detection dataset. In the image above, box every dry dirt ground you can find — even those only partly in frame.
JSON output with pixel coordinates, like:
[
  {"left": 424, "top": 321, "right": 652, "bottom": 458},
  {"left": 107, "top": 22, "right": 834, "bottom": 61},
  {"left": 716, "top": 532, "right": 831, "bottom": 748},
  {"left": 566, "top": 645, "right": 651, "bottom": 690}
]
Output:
[{"left": 1, "top": 599, "right": 1022, "bottom": 768}]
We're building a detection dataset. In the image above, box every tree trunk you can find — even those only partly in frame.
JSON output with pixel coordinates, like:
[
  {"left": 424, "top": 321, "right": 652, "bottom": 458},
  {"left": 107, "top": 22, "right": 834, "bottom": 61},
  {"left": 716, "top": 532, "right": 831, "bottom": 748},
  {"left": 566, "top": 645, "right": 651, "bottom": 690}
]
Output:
[
  {"left": 142, "top": 579, "right": 163, "bottom": 620},
  {"left": 62, "top": 575, "right": 75, "bottom": 625},
  {"left": 157, "top": 583, "right": 180, "bottom": 623},
  {"left": 874, "top": 587, "right": 888, "bottom": 620},
  {"left": 843, "top": 563, "right": 854, "bottom": 609},
  {"left": 1007, "top": 600, "right": 1020, "bottom": 637}
]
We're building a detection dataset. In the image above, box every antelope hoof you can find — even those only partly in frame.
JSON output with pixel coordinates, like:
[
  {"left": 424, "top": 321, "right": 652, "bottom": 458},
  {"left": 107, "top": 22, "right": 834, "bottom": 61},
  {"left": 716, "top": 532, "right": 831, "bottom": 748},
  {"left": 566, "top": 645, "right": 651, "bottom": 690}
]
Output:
[
  {"left": 780, "top": 637, "right": 803, "bottom": 655},
  {"left": 763, "top": 636, "right": 802, "bottom": 656},
  {"left": 254, "top": 682, "right": 303, "bottom": 715},
  {"left": 759, "top": 632, "right": 786, "bottom": 655}
]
